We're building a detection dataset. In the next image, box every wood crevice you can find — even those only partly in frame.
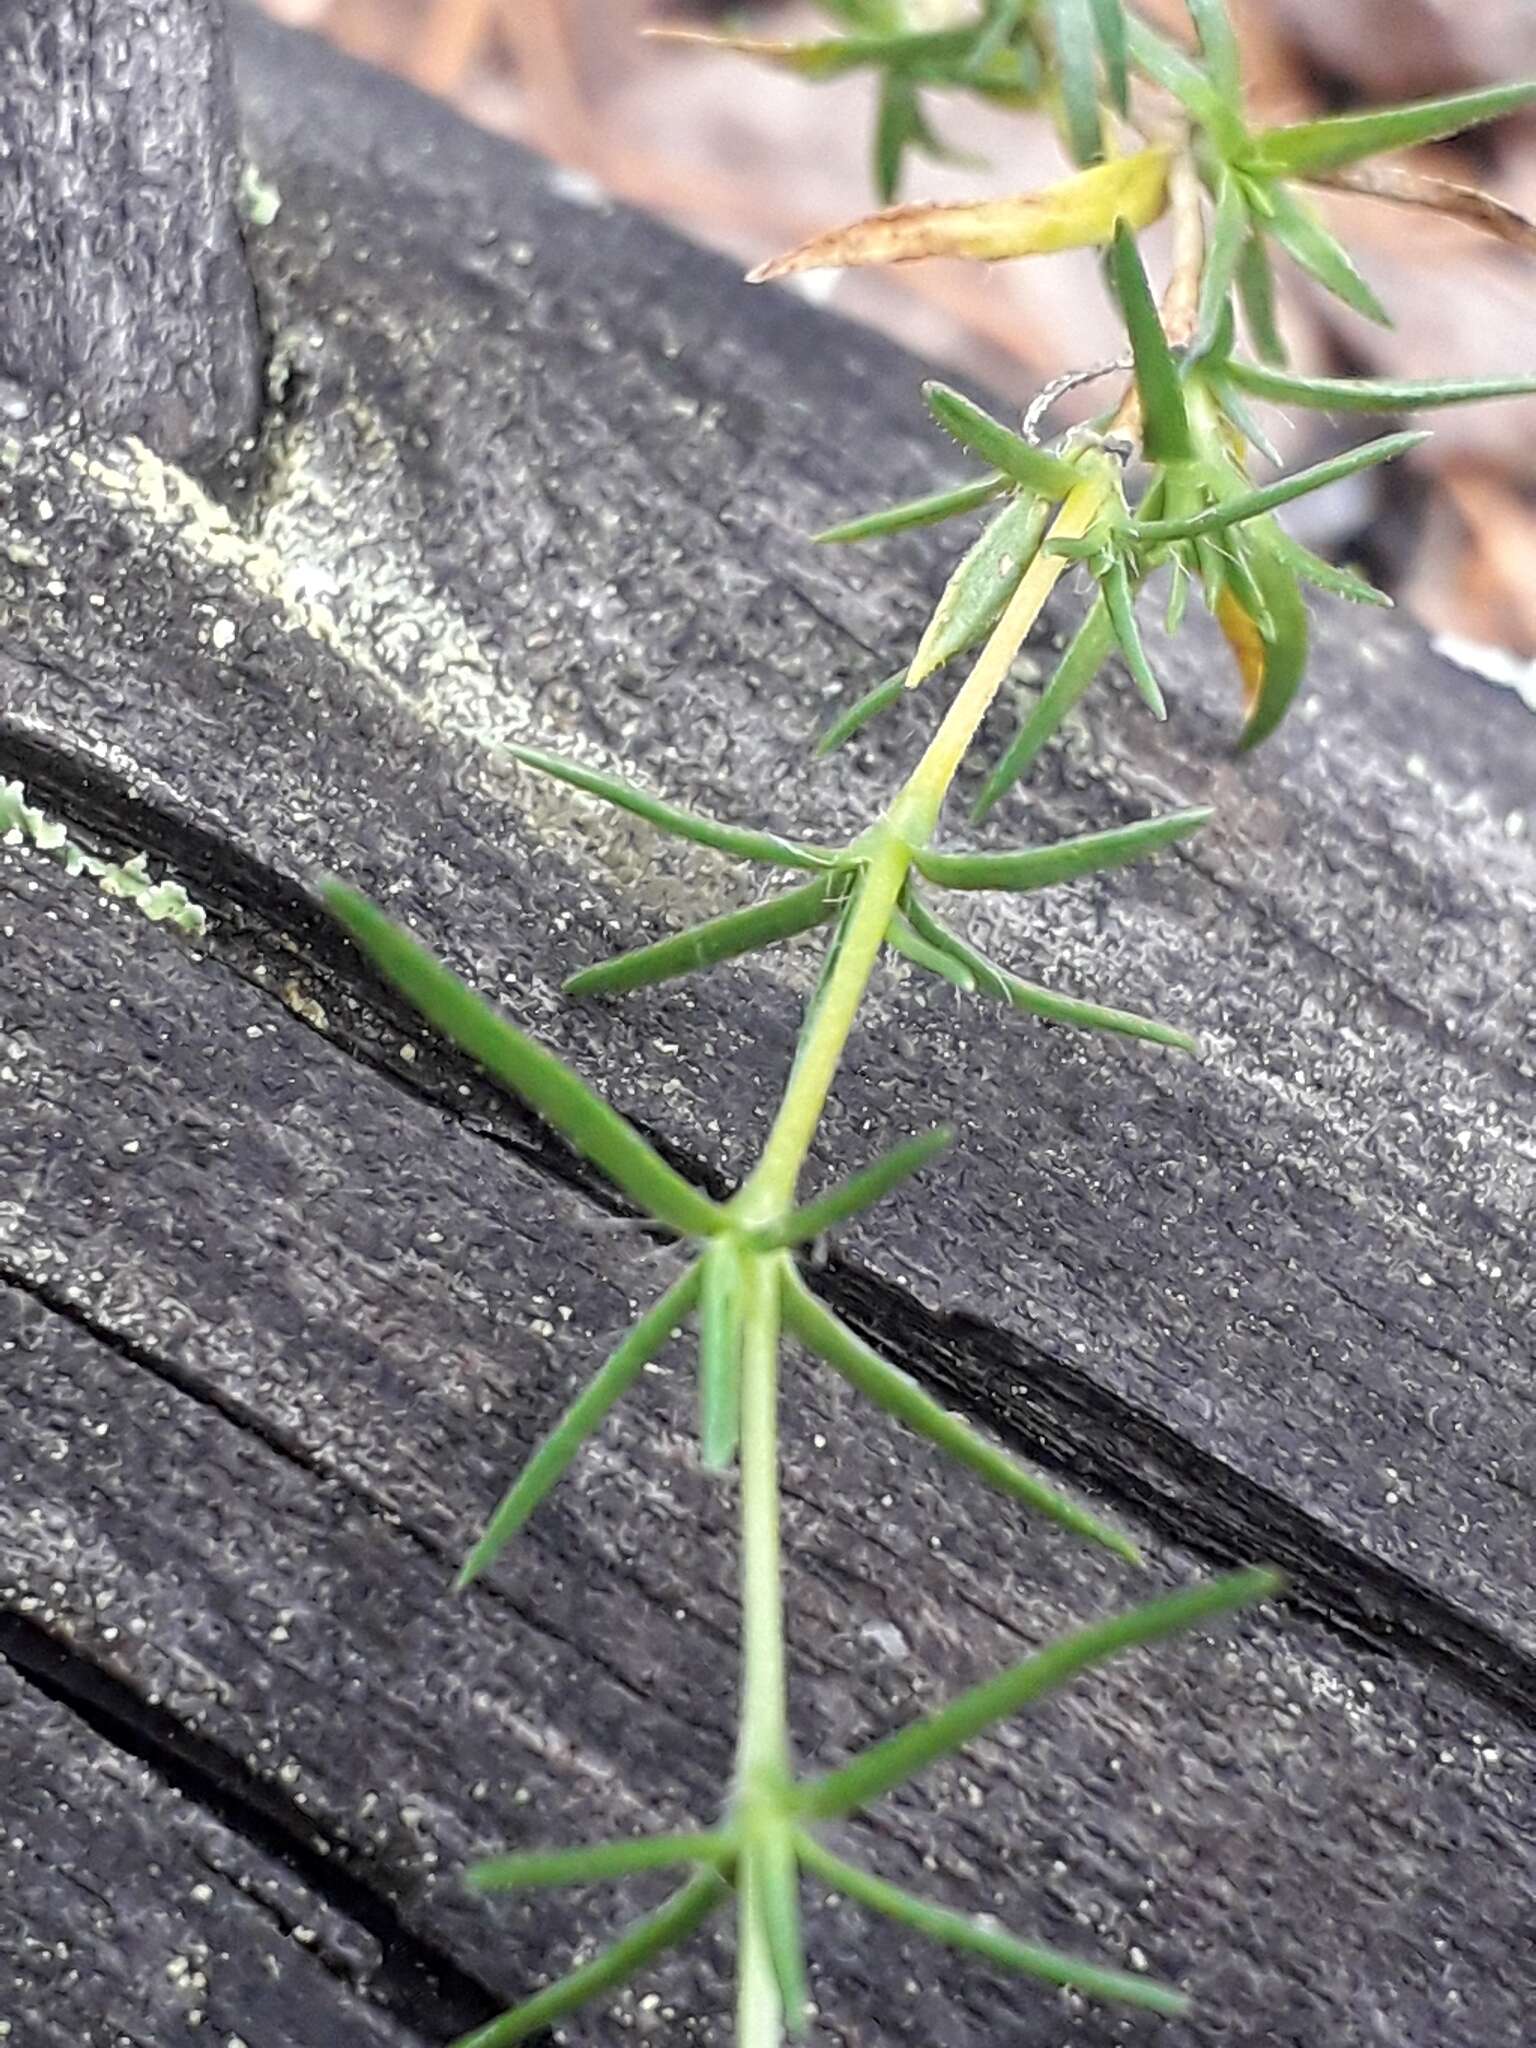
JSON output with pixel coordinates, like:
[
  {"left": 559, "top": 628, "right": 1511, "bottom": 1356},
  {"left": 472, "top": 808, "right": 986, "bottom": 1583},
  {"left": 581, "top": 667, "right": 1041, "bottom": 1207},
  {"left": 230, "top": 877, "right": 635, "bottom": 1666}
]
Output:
[
  {"left": 0, "top": 1607, "right": 500, "bottom": 2042},
  {"left": 6, "top": 717, "right": 1535, "bottom": 1736}
]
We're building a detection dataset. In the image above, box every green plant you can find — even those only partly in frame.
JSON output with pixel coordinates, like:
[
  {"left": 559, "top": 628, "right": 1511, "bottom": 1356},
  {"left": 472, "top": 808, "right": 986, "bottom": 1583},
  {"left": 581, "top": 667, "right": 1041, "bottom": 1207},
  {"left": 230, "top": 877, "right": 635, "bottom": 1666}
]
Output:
[{"left": 324, "top": 7, "right": 1536, "bottom": 2042}]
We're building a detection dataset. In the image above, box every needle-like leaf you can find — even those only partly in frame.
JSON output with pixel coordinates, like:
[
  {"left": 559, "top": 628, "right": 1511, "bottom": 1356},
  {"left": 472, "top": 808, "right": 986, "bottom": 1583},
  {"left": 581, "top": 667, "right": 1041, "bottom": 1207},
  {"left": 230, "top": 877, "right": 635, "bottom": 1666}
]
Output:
[
  {"left": 1264, "top": 524, "right": 1389, "bottom": 607},
  {"left": 971, "top": 599, "right": 1116, "bottom": 819},
  {"left": 1235, "top": 228, "right": 1285, "bottom": 363},
  {"left": 506, "top": 744, "right": 833, "bottom": 871},
  {"left": 1260, "top": 181, "right": 1390, "bottom": 325},
  {"left": 698, "top": 1236, "right": 744, "bottom": 1469},
  {"left": 874, "top": 72, "right": 921, "bottom": 204},
  {"left": 450, "top": 1871, "right": 727, "bottom": 2048},
  {"left": 457, "top": 1263, "right": 703, "bottom": 1589},
  {"left": 1101, "top": 556, "right": 1168, "bottom": 718},
  {"left": 748, "top": 1823, "right": 810, "bottom": 2032},
  {"left": 961, "top": 0, "right": 1029, "bottom": 80},
  {"left": 1108, "top": 222, "right": 1193, "bottom": 463},
  {"left": 1164, "top": 553, "right": 1191, "bottom": 636},
  {"left": 323, "top": 885, "right": 722, "bottom": 1239},
  {"left": 749, "top": 1126, "right": 954, "bottom": 1250},
  {"left": 1203, "top": 529, "right": 1308, "bottom": 749},
  {"left": 1047, "top": 0, "right": 1105, "bottom": 164},
  {"left": 1185, "top": 0, "right": 1242, "bottom": 103},
  {"left": 886, "top": 905, "right": 978, "bottom": 988},
  {"left": 1124, "top": 14, "right": 1234, "bottom": 141},
  {"left": 815, "top": 671, "right": 909, "bottom": 757},
  {"left": 797, "top": 1567, "right": 1284, "bottom": 1822},
  {"left": 651, "top": 18, "right": 1039, "bottom": 89},
  {"left": 642, "top": 28, "right": 869, "bottom": 81},
  {"left": 917, "top": 805, "right": 1209, "bottom": 892},
  {"left": 781, "top": 1265, "right": 1140, "bottom": 1562},
  {"left": 795, "top": 1834, "right": 1188, "bottom": 2014},
  {"left": 1223, "top": 358, "right": 1536, "bottom": 415},
  {"left": 924, "top": 382, "right": 1084, "bottom": 497},
  {"left": 1321, "top": 160, "right": 1536, "bottom": 254},
  {"left": 1210, "top": 374, "right": 1283, "bottom": 465},
  {"left": 813, "top": 475, "right": 1004, "bottom": 545},
  {"left": 747, "top": 148, "right": 1169, "bottom": 280},
  {"left": 1190, "top": 166, "right": 1249, "bottom": 362},
  {"left": 468, "top": 1830, "right": 732, "bottom": 1892},
  {"left": 1249, "top": 80, "right": 1536, "bottom": 181},
  {"left": 1088, "top": 0, "right": 1127, "bottom": 113},
  {"left": 1134, "top": 431, "right": 1426, "bottom": 544},
  {"left": 565, "top": 878, "right": 838, "bottom": 1000},
  {"left": 901, "top": 896, "right": 1197, "bottom": 1050},
  {"left": 907, "top": 491, "right": 1051, "bottom": 689}
]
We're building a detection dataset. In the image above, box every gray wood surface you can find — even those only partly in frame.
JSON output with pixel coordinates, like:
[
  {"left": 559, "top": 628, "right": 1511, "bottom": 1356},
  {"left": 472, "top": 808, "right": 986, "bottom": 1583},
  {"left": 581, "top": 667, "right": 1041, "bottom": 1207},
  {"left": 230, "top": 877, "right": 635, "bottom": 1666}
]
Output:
[
  {"left": 1, "top": 11, "right": 1533, "bottom": 2046},
  {"left": 0, "top": 1652, "right": 421, "bottom": 2046},
  {"left": 0, "top": 0, "right": 262, "bottom": 471}
]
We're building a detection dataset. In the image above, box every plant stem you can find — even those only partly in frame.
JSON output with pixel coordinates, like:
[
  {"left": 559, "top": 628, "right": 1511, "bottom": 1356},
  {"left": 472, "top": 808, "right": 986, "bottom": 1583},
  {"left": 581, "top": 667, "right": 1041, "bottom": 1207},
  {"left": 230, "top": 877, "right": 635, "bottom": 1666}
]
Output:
[
  {"left": 748, "top": 471, "right": 1115, "bottom": 1219},
  {"left": 747, "top": 836, "right": 911, "bottom": 1209},
  {"left": 738, "top": 1845, "right": 782, "bottom": 2048},
  {"left": 736, "top": 1250, "right": 789, "bottom": 2048},
  {"left": 896, "top": 472, "right": 1113, "bottom": 834},
  {"left": 729, "top": 472, "right": 1124, "bottom": 2048}
]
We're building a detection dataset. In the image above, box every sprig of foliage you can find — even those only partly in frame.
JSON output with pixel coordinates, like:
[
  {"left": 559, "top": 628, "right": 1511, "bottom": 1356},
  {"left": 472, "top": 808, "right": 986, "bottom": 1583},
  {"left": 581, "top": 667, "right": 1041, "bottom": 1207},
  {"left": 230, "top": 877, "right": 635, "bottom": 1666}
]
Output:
[{"left": 322, "top": 7, "right": 1536, "bottom": 2042}]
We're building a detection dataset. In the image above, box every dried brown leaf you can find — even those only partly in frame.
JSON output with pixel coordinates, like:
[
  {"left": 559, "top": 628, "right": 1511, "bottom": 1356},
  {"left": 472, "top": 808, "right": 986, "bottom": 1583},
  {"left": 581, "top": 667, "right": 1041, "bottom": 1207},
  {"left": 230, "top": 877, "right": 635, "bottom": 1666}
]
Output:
[{"left": 1319, "top": 162, "right": 1536, "bottom": 254}]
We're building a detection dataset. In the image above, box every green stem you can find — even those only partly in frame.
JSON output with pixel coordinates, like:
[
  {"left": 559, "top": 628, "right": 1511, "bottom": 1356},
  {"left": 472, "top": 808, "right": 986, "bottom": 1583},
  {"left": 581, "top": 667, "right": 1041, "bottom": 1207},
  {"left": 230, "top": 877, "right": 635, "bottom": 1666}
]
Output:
[
  {"left": 744, "top": 476, "right": 1110, "bottom": 1222},
  {"left": 738, "top": 1844, "right": 782, "bottom": 2048},
  {"left": 726, "top": 479, "right": 1117, "bottom": 2048},
  {"left": 735, "top": 1251, "right": 790, "bottom": 2048},
  {"left": 747, "top": 838, "right": 911, "bottom": 1211}
]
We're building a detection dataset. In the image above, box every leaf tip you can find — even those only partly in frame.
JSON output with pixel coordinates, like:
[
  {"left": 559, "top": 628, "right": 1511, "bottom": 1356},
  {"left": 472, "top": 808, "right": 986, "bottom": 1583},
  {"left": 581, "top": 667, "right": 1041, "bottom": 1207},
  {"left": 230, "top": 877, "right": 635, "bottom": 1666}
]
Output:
[{"left": 1240, "top": 1563, "right": 1288, "bottom": 1606}]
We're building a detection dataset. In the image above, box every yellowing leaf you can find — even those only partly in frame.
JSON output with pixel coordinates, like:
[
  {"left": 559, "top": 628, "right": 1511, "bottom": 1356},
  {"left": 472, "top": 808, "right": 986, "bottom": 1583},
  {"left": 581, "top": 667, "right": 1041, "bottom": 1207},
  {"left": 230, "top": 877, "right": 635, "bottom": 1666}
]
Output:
[
  {"left": 1213, "top": 522, "right": 1310, "bottom": 748},
  {"left": 747, "top": 148, "right": 1169, "bottom": 282},
  {"left": 1215, "top": 584, "right": 1266, "bottom": 722}
]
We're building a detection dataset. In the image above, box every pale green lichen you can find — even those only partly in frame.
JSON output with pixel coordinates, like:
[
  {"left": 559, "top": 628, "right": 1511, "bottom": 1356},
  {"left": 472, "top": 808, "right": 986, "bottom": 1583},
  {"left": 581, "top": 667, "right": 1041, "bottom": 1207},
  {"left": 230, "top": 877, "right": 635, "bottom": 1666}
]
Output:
[
  {"left": 0, "top": 779, "right": 209, "bottom": 937},
  {"left": 238, "top": 163, "right": 283, "bottom": 229}
]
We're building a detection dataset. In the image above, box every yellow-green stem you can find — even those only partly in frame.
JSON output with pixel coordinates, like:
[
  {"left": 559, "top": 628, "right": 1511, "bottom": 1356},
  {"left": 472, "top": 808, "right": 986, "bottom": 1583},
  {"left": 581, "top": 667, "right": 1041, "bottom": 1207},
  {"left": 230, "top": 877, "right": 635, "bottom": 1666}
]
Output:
[
  {"left": 746, "top": 831, "right": 911, "bottom": 1211},
  {"left": 898, "top": 472, "right": 1112, "bottom": 832},
  {"left": 729, "top": 473, "right": 1114, "bottom": 2048},
  {"left": 746, "top": 469, "right": 1112, "bottom": 1218}
]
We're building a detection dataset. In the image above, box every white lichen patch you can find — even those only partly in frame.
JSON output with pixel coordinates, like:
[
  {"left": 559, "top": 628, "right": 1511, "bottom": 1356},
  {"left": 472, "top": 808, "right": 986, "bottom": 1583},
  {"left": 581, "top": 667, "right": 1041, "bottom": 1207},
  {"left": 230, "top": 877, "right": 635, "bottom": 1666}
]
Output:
[
  {"left": 4, "top": 402, "right": 753, "bottom": 943},
  {"left": 0, "top": 779, "right": 208, "bottom": 937}
]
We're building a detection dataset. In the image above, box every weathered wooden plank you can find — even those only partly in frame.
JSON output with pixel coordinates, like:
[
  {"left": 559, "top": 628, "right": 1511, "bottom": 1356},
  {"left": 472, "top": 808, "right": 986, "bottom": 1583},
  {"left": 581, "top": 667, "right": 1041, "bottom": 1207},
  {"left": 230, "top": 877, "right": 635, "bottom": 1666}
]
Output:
[
  {"left": 2, "top": 7, "right": 1530, "bottom": 1680},
  {"left": 3, "top": 837, "right": 1535, "bottom": 2046},
  {"left": 0, "top": 0, "right": 262, "bottom": 471},
  {"left": 0, "top": 1657, "right": 424, "bottom": 2046},
  {"left": 1, "top": 13, "right": 1534, "bottom": 2043}
]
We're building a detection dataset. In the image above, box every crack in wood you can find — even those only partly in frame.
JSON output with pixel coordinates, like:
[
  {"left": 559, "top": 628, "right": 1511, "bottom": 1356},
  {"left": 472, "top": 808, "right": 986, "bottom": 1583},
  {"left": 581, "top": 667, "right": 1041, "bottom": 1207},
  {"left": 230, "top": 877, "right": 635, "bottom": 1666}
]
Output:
[
  {"left": 6, "top": 714, "right": 1534, "bottom": 1739},
  {"left": 0, "top": 1609, "right": 499, "bottom": 2041}
]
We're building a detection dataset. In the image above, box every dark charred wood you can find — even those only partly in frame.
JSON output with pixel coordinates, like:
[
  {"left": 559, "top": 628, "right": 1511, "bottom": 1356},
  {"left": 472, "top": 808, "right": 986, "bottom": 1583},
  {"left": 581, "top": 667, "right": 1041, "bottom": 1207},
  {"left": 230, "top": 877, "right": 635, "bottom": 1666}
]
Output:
[{"left": 0, "top": 0, "right": 263, "bottom": 472}]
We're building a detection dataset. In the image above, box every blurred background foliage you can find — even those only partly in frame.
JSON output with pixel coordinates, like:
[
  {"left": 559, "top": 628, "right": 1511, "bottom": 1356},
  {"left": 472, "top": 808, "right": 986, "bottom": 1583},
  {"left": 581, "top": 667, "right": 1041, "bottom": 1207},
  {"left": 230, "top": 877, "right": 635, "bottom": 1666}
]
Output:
[{"left": 260, "top": 0, "right": 1536, "bottom": 670}]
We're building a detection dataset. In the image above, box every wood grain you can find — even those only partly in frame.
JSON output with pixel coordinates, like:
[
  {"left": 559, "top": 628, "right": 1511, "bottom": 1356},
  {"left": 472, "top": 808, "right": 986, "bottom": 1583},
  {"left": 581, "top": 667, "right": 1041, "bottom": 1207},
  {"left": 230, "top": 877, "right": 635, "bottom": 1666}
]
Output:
[
  {"left": 0, "top": 0, "right": 262, "bottom": 470},
  {"left": 0, "top": 12, "right": 1532, "bottom": 2044}
]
